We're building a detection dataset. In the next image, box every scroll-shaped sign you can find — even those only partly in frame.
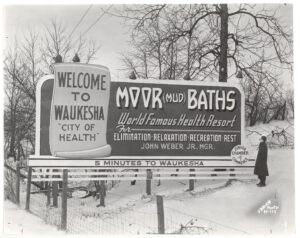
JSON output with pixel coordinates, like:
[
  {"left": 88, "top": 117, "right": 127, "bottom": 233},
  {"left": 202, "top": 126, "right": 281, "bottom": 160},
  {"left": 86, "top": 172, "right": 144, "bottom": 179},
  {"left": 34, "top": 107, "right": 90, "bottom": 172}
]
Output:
[{"left": 49, "top": 63, "right": 111, "bottom": 158}]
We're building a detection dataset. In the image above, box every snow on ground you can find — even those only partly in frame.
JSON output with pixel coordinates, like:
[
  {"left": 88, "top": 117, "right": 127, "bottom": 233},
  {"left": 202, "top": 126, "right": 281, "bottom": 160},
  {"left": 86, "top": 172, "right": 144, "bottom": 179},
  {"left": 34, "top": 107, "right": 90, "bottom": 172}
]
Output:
[
  {"left": 92, "top": 149, "right": 294, "bottom": 235},
  {"left": 86, "top": 120, "right": 294, "bottom": 234},
  {"left": 3, "top": 201, "right": 65, "bottom": 235},
  {"left": 65, "top": 146, "right": 294, "bottom": 235},
  {"left": 3, "top": 120, "right": 295, "bottom": 235}
]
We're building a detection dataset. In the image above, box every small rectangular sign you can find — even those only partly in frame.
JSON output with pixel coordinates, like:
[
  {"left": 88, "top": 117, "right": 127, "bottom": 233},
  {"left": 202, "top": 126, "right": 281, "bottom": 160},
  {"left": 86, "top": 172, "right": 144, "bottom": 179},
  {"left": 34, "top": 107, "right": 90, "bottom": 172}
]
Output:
[{"left": 28, "top": 157, "right": 255, "bottom": 168}]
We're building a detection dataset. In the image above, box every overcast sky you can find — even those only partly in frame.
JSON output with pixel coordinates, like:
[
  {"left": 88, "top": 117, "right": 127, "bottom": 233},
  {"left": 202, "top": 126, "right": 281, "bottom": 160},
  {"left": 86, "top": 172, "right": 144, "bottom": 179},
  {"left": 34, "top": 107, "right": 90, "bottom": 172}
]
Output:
[
  {"left": 4, "top": 5, "right": 131, "bottom": 78},
  {"left": 3, "top": 4, "right": 293, "bottom": 85}
]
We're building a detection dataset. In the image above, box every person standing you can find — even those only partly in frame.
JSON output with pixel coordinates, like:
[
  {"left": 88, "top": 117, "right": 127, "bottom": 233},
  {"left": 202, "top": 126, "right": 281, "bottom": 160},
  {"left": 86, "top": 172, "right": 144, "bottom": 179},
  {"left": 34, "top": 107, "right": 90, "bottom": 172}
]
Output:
[{"left": 254, "top": 136, "right": 269, "bottom": 187}]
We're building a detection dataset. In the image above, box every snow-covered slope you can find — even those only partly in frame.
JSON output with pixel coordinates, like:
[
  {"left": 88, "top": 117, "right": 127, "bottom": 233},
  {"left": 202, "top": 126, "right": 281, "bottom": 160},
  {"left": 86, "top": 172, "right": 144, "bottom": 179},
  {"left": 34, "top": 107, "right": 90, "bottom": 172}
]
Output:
[
  {"left": 3, "top": 120, "right": 295, "bottom": 235},
  {"left": 3, "top": 201, "right": 65, "bottom": 235},
  {"left": 90, "top": 148, "right": 294, "bottom": 235}
]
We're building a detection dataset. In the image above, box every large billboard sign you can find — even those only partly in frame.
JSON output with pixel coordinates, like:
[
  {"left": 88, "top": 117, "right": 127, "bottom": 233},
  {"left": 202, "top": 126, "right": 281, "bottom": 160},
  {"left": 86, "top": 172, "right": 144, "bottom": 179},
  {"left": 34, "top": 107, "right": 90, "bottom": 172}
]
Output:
[
  {"left": 107, "top": 81, "right": 242, "bottom": 157},
  {"left": 30, "top": 63, "right": 253, "bottom": 168}
]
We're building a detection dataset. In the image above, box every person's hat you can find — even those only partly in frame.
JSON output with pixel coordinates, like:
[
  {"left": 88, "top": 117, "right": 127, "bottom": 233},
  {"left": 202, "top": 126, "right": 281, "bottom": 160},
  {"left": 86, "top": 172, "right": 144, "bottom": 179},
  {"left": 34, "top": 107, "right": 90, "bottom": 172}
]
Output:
[{"left": 261, "top": 136, "right": 267, "bottom": 142}]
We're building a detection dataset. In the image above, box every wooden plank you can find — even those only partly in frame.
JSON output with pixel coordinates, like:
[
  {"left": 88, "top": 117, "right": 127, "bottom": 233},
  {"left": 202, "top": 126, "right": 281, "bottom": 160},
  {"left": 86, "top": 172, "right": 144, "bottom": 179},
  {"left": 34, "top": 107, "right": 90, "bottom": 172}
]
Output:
[
  {"left": 29, "top": 155, "right": 248, "bottom": 159},
  {"left": 154, "top": 171, "right": 253, "bottom": 175},
  {"left": 32, "top": 170, "right": 253, "bottom": 178},
  {"left": 32, "top": 168, "right": 253, "bottom": 173},
  {"left": 152, "top": 176, "right": 255, "bottom": 180},
  {"left": 31, "top": 173, "right": 256, "bottom": 181},
  {"left": 31, "top": 167, "right": 254, "bottom": 171},
  {"left": 28, "top": 158, "right": 255, "bottom": 167},
  {"left": 32, "top": 171, "right": 147, "bottom": 176}
]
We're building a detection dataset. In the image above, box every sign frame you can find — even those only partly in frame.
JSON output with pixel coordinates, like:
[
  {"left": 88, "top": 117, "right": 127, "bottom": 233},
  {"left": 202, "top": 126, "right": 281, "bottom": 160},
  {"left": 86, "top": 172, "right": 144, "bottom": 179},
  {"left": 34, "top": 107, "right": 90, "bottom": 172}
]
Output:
[{"left": 29, "top": 73, "right": 253, "bottom": 168}]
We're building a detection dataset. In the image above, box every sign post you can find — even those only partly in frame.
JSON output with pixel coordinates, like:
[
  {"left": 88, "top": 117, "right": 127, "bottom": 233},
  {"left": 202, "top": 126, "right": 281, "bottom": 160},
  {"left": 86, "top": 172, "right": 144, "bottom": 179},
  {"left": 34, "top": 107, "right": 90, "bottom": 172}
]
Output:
[
  {"left": 156, "top": 195, "right": 165, "bottom": 234},
  {"left": 189, "top": 168, "right": 195, "bottom": 191},
  {"left": 25, "top": 167, "right": 32, "bottom": 211},
  {"left": 15, "top": 162, "right": 20, "bottom": 205},
  {"left": 61, "top": 169, "right": 68, "bottom": 230},
  {"left": 146, "top": 169, "right": 152, "bottom": 195}
]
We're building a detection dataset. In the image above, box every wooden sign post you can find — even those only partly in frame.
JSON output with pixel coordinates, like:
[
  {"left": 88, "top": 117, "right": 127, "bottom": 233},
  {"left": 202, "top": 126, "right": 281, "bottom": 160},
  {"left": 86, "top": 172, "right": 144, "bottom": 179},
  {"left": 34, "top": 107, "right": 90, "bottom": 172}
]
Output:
[
  {"left": 25, "top": 167, "right": 32, "bottom": 211},
  {"left": 61, "top": 169, "right": 68, "bottom": 230},
  {"left": 156, "top": 195, "right": 165, "bottom": 234}
]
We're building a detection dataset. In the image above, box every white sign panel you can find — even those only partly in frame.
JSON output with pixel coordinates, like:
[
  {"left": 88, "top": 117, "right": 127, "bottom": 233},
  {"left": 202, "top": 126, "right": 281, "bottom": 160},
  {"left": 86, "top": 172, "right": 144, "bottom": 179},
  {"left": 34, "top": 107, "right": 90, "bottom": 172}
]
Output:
[{"left": 50, "top": 63, "right": 111, "bottom": 158}]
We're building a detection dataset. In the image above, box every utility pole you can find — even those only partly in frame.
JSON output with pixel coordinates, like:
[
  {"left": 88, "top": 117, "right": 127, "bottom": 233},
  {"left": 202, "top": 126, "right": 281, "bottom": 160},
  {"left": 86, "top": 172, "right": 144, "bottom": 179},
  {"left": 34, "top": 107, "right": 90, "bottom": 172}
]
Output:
[{"left": 219, "top": 4, "right": 228, "bottom": 83}]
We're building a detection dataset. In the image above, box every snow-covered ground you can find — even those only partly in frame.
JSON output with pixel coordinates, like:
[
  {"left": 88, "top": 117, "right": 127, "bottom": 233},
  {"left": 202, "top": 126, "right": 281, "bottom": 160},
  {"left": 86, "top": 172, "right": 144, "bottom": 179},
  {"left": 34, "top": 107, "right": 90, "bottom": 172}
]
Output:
[
  {"left": 3, "top": 120, "right": 295, "bottom": 235},
  {"left": 3, "top": 201, "right": 64, "bottom": 235},
  {"left": 73, "top": 148, "right": 293, "bottom": 235}
]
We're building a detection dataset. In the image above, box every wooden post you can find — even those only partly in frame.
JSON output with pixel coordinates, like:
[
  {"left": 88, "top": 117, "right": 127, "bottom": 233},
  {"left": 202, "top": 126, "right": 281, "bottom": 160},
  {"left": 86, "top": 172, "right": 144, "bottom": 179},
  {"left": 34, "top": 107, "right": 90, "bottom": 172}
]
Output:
[
  {"left": 44, "top": 168, "right": 50, "bottom": 206},
  {"left": 156, "top": 195, "right": 165, "bottom": 234},
  {"left": 15, "top": 162, "right": 20, "bottom": 205},
  {"left": 52, "top": 181, "right": 58, "bottom": 207},
  {"left": 99, "top": 180, "right": 106, "bottom": 207},
  {"left": 146, "top": 169, "right": 152, "bottom": 195},
  {"left": 189, "top": 168, "right": 195, "bottom": 191},
  {"left": 25, "top": 167, "right": 32, "bottom": 211},
  {"left": 46, "top": 182, "right": 51, "bottom": 206},
  {"left": 61, "top": 169, "right": 68, "bottom": 230}
]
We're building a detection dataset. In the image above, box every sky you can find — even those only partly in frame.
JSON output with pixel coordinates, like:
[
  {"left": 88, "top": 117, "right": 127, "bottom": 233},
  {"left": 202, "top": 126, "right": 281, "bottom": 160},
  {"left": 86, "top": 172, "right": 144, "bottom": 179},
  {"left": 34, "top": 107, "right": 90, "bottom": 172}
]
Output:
[
  {"left": 3, "top": 5, "right": 131, "bottom": 78},
  {"left": 3, "top": 4, "right": 293, "bottom": 85}
]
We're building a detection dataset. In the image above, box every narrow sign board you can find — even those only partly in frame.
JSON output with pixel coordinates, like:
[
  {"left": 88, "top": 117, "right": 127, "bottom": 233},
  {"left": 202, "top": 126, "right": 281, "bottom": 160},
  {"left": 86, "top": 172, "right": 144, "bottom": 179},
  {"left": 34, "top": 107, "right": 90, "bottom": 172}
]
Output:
[
  {"left": 50, "top": 63, "right": 111, "bottom": 158},
  {"left": 29, "top": 63, "right": 253, "bottom": 168}
]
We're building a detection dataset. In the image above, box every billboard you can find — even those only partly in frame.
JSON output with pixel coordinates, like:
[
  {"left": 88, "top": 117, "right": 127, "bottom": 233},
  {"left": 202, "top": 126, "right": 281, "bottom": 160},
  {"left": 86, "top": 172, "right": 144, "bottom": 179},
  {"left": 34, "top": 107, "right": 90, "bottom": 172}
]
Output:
[
  {"left": 30, "top": 63, "right": 253, "bottom": 168},
  {"left": 107, "top": 80, "right": 242, "bottom": 156}
]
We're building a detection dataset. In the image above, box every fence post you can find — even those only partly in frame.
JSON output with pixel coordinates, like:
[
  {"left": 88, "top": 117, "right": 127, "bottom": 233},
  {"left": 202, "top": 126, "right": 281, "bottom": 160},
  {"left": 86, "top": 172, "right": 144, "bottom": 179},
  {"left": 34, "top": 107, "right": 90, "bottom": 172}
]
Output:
[
  {"left": 25, "top": 167, "right": 32, "bottom": 211},
  {"left": 189, "top": 168, "right": 195, "bottom": 191},
  {"left": 52, "top": 181, "right": 58, "bottom": 207},
  {"left": 99, "top": 180, "right": 106, "bottom": 207},
  {"left": 15, "top": 162, "right": 20, "bottom": 205},
  {"left": 146, "top": 169, "right": 152, "bottom": 195},
  {"left": 46, "top": 182, "right": 51, "bottom": 206},
  {"left": 156, "top": 195, "right": 165, "bottom": 234},
  {"left": 61, "top": 169, "right": 68, "bottom": 230}
]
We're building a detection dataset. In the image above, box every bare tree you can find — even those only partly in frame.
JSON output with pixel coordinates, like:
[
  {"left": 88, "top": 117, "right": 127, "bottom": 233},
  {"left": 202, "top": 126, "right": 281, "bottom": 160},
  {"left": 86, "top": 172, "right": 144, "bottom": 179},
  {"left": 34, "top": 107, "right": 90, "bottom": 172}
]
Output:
[
  {"left": 116, "top": 4, "right": 292, "bottom": 125},
  {"left": 241, "top": 57, "right": 286, "bottom": 126},
  {"left": 4, "top": 18, "right": 101, "bottom": 161},
  {"left": 286, "top": 89, "right": 294, "bottom": 119},
  {"left": 41, "top": 18, "right": 100, "bottom": 71},
  {"left": 117, "top": 4, "right": 292, "bottom": 83}
]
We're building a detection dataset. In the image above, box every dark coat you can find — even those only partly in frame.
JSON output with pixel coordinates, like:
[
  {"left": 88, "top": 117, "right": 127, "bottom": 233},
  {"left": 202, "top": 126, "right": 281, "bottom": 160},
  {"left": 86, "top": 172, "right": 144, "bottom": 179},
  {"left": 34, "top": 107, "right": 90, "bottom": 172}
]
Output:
[{"left": 254, "top": 142, "right": 269, "bottom": 176}]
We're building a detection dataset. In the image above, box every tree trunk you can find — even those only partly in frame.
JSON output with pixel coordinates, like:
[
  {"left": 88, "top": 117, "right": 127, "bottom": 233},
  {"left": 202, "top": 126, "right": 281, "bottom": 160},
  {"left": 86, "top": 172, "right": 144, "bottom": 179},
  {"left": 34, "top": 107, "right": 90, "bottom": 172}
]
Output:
[
  {"left": 263, "top": 107, "right": 269, "bottom": 123},
  {"left": 9, "top": 96, "right": 16, "bottom": 158},
  {"left": 281, "top": 101, "right": 286, "bottom": 120},
  {"left": 219, "top": 4, "right": 228, "bottom": 82}
]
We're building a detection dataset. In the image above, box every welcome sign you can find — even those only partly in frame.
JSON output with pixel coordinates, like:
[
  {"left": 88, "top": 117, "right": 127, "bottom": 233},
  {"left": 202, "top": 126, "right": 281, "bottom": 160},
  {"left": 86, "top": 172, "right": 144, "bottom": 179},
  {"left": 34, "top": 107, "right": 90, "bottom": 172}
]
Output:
[
  {"left": 50, "top": 63, "right": 111, "bottom": 158},
  {"left": 30, "top": 63, "right": 253, "bottom": 167}
]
